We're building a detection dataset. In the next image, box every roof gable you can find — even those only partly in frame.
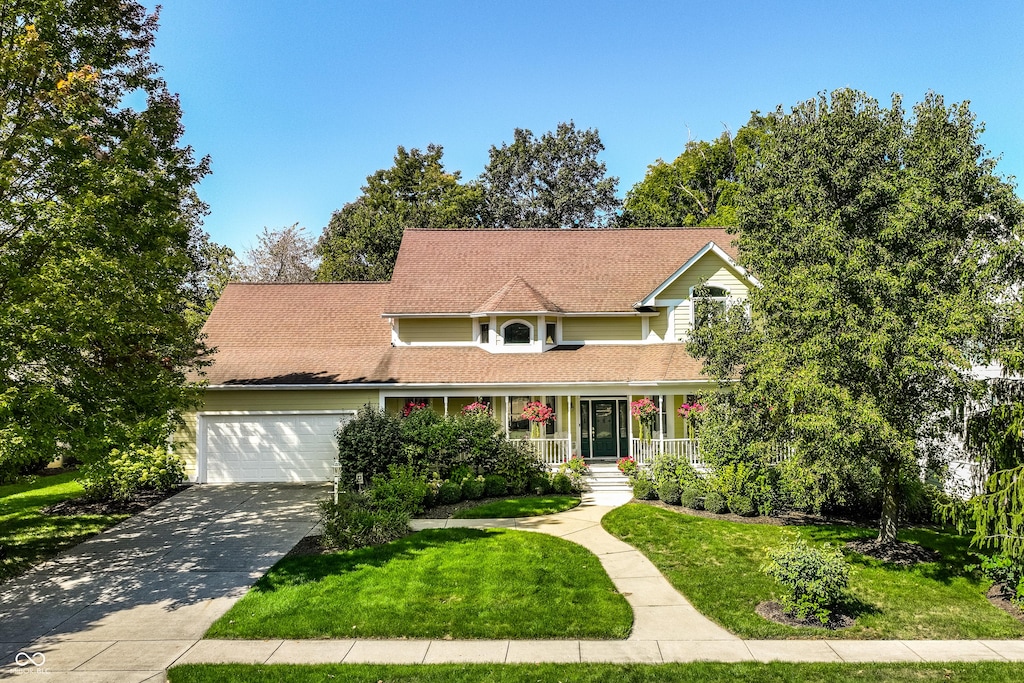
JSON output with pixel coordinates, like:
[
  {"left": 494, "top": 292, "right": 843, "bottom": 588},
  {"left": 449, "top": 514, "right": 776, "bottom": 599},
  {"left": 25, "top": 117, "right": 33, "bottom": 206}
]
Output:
[
  {"left": 472, "top": 276, "right": 562, "bottom": 315},
  {"left": 639, "top": 242, "right": 760, "bottom": 305}
]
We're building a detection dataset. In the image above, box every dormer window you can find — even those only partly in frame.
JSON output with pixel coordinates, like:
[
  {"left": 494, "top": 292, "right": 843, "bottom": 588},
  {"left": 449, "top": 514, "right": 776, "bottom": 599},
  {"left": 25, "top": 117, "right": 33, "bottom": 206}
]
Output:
[
  {"left": 479, "top": 322, "right": 490, "bottom": 344},
  {"left": 545, "top": 322, "right": 557, "bottom": 345},
  {"left": 692, "top": 286, "right": 730, "bottom": 328},
  {"left": 503, "top": 321, "right": 532, "bottom": 344}
]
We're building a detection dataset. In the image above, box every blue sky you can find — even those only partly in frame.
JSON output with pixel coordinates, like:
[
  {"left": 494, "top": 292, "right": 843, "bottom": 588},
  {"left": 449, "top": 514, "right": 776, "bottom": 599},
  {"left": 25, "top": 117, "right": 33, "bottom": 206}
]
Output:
[{"left": 144, "top": 1, "right": 1024, "bottom": 256}]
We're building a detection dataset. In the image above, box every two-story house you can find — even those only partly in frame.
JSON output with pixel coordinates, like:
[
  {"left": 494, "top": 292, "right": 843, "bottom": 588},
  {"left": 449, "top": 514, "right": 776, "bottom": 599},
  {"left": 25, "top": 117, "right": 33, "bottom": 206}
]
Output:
[{"left": 178, "top": 227, "right": 758, "bottom": 483}]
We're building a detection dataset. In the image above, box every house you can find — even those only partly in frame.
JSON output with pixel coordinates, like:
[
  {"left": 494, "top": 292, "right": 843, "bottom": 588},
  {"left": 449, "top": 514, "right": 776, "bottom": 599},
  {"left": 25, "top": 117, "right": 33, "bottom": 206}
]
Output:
[{"left": 177, "top": 227, "right": 759, "bottom": 483}]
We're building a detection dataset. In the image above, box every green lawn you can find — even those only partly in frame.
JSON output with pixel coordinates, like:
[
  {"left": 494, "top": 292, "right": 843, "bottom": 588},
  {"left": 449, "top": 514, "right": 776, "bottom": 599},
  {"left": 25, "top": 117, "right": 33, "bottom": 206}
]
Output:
[
  {"left": 603, "top": 504, "right": 1024, "bottom": 640},
  {"left": 168, "top": 662, "right": 1024, "bottom": 683},
  {"left": 452, "top": 495, "right": 580, "bottom": 518},
  {"left": 0, "top": 471, "right": 127, "bottom": 583},
  {"left": 207, "top": 527, "right": 632, "bottom": 639}
]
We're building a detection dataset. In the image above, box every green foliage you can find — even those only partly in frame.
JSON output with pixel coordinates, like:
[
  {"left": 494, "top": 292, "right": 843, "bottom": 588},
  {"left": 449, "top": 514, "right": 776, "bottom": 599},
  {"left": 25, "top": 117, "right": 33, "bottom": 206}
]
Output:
[
  {"left": 728, "top": 494, "right": 756, "bottom": 517},
  {"left": 335, "top": 406, "right": 404, "bottom": 487},
  {"left": 706, "top": 463, "right": 755, "bottom": 498},
  {"left": 79, "top": 445, "right": 185, "bottom": 503},
  {"left": 689, "top": 88, "right": 1024, "bottom": 543},
  {"left": 367, "top": 465, "right": 429, "bottom": 516},
  {"left": 761, "top": 532, "right": 851, "bottom": 625},
  {"left": 703, "top": 491, "right": 727, "bottom": 514},
  {"left": 657, "top": 479, "right": 682, "bottom": 505},
  {"left": 435, "top": 480, "right": 463, "bottom": 505},
  {"left": 620, "top": 128, "right": 761, "bottom": 227},
  {"left": 629, "top": 471, "right": 657, "bottom": 500},
  {"left": 0, "top": 3, "right": 212, "bottom": 476},
  {"left": 479, "top": 121, "right": 620, "bottom": 229},
  {"left": 551, "top": 472, "right": 574, "bottom": 495},
  {"left": 528, "top": 474, "right": 552, "bottom": 495},
  {"left": 316, "top": 144, "right": 482, "bottom": 281},
  {"left": 317, "top": 494, "right": 410, "bottom": 551},
  {"left": 959, "top": 466, "right": 1024, "bottom": 572},
  {"left": 974, "top": 553, "right": 1024, "bottom": 608},
  {"left": 492, "top": 441, "right": 545, "bottom": 494},
  {"left": 680, "top": 487, "right": 703, "bottom": 510},
  {"left": 462, "top": 475, "right": 486, "bottom": 500},
  {"left": 651, "top": 452, "right": 705, "bottom": 492},
  {"left": 557, "top": 456, "right": 589, "bottom": 493},
  {"left": 482, "top": 474, "right": 508, "bottom": 497}
]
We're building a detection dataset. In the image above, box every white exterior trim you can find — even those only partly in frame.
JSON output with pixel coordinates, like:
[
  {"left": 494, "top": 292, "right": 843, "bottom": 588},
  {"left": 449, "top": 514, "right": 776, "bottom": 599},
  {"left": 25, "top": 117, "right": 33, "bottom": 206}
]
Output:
[{"left": 638, "top": 241, "right": 761, "bottom": 306}]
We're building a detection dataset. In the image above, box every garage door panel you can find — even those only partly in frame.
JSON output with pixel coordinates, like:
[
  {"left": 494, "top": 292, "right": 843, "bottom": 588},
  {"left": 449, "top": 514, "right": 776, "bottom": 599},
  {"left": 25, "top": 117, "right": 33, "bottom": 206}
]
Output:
[{"left": 203, "top": 413, "right": 346, "bottom": 483}]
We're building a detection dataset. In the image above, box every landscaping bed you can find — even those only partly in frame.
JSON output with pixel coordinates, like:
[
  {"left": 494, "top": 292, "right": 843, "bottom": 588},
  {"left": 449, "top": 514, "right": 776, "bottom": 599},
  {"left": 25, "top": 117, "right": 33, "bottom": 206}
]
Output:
[
  {"left": 207, "top": 527, "right": 632, "bottom": 640},
  {"left": 417, "top": 494, "right": 579, "bottom": 519},
  {"left": 602, "top": 504, "right": 1024, "bottom": 640}
]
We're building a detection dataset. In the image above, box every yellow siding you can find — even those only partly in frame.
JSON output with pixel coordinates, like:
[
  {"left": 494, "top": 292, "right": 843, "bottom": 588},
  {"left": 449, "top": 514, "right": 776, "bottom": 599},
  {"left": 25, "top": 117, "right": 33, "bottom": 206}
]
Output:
[
  {"left": 673, "top": 304, "right": 691, "bottom": 341},
  {"left": 399, "top": 317, "right": 474, "bottom": 343},
  {"left": 561, "top": 317, "right": 643, "bottom": 341},
  {"left": 199, "top": 389, "right": 379, "bottom": 412},
  {"left": 649, "top": 308, "right": 670, "bottom": 340},
  {"left": 172, "top": 412, "right": 199, "bottom": 480},
  {"left": 658, "top": 252, "right": 750, "bottom": 300}
]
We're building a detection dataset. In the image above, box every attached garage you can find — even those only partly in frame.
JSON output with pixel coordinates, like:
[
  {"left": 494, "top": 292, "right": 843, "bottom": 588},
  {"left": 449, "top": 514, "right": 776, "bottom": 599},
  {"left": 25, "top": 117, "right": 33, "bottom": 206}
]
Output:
[{"left": 197, "top": 411, "right": 354, "bottom": 483}]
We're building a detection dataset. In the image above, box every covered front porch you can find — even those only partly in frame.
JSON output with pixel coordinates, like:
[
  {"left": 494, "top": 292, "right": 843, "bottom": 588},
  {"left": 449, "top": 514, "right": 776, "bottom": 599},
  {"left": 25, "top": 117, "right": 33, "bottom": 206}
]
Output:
[{"left": 380, "top": 388, "right": 710, "bottom": 468}]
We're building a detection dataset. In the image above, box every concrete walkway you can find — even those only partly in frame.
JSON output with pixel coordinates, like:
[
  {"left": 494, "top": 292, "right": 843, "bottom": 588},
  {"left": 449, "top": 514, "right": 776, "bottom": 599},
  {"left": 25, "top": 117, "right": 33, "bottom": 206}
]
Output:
[{"left": 3, "top": 487, "right": 1023, "bottom": 681}]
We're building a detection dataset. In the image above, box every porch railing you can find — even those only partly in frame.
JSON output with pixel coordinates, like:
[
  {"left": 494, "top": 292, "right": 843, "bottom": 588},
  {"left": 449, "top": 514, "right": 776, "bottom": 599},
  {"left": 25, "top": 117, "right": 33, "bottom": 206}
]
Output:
[
  {"left": 525, "top": 438, "right": 571, "bottom": 466},
  {"left": 631, "top": 438, "right": 793, "bottom": 469}
]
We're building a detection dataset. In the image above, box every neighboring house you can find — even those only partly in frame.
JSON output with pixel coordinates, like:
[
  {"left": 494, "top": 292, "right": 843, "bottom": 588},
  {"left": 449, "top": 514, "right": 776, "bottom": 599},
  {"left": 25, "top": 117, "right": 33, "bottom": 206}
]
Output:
[{"left": 177, "top": 228, "right": 759, "bottom": 483}]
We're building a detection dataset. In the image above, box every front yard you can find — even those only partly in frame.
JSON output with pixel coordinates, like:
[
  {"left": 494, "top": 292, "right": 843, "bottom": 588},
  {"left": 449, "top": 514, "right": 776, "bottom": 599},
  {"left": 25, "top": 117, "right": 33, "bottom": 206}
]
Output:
[
  {"left": 0, "top": 471, "right": 127, "bottom": 583},
  {"left": 207, "top": 527, "right": 632, "bottom": 640},
  {"left": 603, "top": 504, "right": 1024, "bottom": 640}
]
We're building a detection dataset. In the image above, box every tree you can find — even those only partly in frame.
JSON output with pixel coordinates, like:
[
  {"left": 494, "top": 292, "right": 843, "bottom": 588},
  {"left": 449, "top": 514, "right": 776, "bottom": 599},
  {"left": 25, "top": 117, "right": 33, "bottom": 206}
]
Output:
[
  {"left": 316, "top": 145, "right": 481, "bottom": 281},
  {"left": 688, "top": 89, "right": 1024, "bottom": 544},
  {"left": 0, "top": 2, "right": 212, "bottom": 479},
  {"left": 622, "top": 126, "right": 762, "bottom": 227},
  {"left": 185, "top": 234, "right": 238, "bottom": 328},
  {"left": 478, "top": 121, "right": 620, "bottom": 229},
  {"left": 238, "top": 224, "right": 317, "bottom": 282}
]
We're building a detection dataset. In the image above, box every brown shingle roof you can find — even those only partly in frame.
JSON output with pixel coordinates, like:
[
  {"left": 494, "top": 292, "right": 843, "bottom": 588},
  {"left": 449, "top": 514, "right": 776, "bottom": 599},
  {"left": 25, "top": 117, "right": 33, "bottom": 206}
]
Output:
[
  {"left": 385, "top": 227, "right": 738, "bottom": 314},
  {"left": 472, "top": 276, "right": 562, "bottom": 314}
]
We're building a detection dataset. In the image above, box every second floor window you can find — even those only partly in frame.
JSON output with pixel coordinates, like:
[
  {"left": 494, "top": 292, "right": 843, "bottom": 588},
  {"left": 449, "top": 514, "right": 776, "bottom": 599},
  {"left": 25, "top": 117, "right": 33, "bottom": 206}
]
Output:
[
  {"left": 503, "top": 322, "right": 531, "bottom": 344},
  {"left": 692, "top": 286, "right": 730, "bottom": 328},
  {"left": 479, "top": 322, "right": 490, "bottom": 343}
]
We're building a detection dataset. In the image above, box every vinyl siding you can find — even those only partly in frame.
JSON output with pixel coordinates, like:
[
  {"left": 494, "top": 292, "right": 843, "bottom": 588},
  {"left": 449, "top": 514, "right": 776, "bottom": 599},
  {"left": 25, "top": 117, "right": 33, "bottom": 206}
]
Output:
[
  {"left": 399, "top": 317, "right": 474, "bottom": 343},
  {"left": 649, "top": 308, "right": 670, "bottom": 340},
  {"left": 561, "top": 317, "right": 643, "bottom": 342},
  {"left": 673, "top": 304, "right": 691, "bottom": 341},
  {"left": 658, "top": 252, "right": 750, "bottom": 301}
]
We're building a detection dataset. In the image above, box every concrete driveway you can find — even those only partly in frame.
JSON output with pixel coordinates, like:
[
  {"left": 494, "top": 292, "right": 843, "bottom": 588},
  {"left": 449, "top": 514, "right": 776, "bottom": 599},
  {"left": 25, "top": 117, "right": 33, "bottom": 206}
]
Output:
[{"left": 0, "top": 484, "right": 323, "bottom": 681}]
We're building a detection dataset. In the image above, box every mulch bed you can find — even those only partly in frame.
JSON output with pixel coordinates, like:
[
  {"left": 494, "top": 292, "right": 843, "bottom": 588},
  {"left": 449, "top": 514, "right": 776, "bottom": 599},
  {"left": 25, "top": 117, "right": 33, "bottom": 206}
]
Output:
[
  {"left": 43, "top": 485, "right": 189, "bottom": 516},
  {"left": 284, "top": 534, "right": 332, "bottom": 559},
  {"left": 844, "top": 539, "right": 941, "bottom": 565},
  {"left": 987, "top": 584, "right": 1024, "bottom": 623},
  {"left": 756, "top": 600, "right": 854, "bottom": 630},
  {"left": 637, "top": 498, "right": 788, "bottom": 525}
]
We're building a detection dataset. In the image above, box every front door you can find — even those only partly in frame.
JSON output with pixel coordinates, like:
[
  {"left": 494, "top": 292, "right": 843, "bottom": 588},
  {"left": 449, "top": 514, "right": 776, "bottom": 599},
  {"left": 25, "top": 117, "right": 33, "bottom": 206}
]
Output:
[{"left": 591, "top": 400, "right": 618, "bottom": 458}]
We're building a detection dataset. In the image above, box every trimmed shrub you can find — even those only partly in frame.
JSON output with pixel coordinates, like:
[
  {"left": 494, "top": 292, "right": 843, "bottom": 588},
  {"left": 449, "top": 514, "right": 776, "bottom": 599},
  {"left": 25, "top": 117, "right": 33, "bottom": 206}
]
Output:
[
  {"left": 492, "top": 440, "right": 545, "bottom": 494},
  {"left": 528, "top": 474, "right": 552, "bottom": 495},
  {"left": 336, "top": 406, "right": 403, "bottom": 486},
  {"left": 454, "top": 411, "right": 506, "bottom": 473},
  {"left": 557, "top": 456, "right": 589, "bottom": 492},
  {"left": 551, "top": 472, "right": 574, "bottom": 494},
  {"left": 680, "top": 487, "right": 703, "bottom": 510},
  {"left": 462, "top": 475, "right": 486, "bottom": 500},
  {"left": 318, "top": 494, "right": 409, "bottom": 550},
  {"left": 728, "top": 494, "right": 756, "bottom": 517},
  {"left": 761, "top": 533, "right": 850, "bottom": 625},
  {"left": 483, "top": 474, "right": 508, "bottom": 497},
  {"left": 651, "top": 452, "right": 704, "bottom": 492},
  {"left": 367, "top": 465, "right": 429, "bottom": 515},
  {"left": 630, "top": 471, "right": 657, "bottom": 500},
  {"left": 79, "top": 444, "right": 185, "bottom": 503},
  {"left": 436, "top": 479, "right": 463, "bottom": 505},
  {"left": 704, "top": 491, "right": 727, "bottom": 514},
  {"left": 657, "top": 479, "right": 681, "bottom": 505}
]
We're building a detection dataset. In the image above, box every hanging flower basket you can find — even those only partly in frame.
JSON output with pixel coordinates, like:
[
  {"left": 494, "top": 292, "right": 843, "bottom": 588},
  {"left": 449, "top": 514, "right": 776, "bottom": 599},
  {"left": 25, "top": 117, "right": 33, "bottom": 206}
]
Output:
[
  {"left": 631, "top": 398, "right": 659, "bottom": 443},
  {"left": 462, "top": 401, "right": 490, "bottom": 415},
  {"left": 677, "top": 402, "right": 705, "bottom": 418},
  {"left": 521, "top": 401, "right": 555, "bottom": 439}
]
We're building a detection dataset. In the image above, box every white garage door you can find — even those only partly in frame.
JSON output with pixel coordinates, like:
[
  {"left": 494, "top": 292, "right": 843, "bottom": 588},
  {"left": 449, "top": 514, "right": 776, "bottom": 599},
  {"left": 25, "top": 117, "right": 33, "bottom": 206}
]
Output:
[{"left": 202, "top": 413, "right": 351, "bottom": 483}]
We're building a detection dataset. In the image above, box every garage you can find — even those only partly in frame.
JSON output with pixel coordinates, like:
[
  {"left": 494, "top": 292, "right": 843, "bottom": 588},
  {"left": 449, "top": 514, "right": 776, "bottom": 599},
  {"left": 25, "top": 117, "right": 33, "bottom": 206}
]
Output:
[{"left": 199, "top": 412, "right": 353, "bottom": 483}]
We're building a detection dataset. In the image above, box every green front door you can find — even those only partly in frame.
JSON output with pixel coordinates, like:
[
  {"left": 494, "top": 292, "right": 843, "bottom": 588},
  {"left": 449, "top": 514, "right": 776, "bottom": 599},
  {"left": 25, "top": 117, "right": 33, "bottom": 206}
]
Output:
[{"left": 591, "top": 400, "right": 618, "bottom": 458}]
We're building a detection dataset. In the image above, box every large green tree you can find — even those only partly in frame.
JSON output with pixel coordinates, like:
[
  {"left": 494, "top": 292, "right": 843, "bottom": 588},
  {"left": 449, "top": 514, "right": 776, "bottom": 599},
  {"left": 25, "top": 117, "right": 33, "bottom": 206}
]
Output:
[
  {"left": 621, "top": 127, "right": 760, "bottom": 227},
  {"left": 316, "top": 144, "right": 481, "bottom": 281},
  {"left": 478, "top": 121, "right": 620, "bottom": 229},
  {"left": 688, "top": 89, "right": 1024, "bottom": 544},
  {"left": 0, "top": 2, "right": 211, "bottom": 478}
]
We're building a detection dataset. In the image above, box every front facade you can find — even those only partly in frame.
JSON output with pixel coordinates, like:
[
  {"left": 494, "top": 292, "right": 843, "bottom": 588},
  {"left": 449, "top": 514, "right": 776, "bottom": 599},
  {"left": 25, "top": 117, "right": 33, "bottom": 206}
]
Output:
[{"left": 178, "top": 228, "right": 758, "bottom": 483}]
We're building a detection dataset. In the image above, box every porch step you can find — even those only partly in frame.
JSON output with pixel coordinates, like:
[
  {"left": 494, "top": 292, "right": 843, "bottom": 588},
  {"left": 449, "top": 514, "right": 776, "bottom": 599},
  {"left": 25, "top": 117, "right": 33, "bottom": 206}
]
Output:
[{"left": 583, "top": 462, "right": 633, "bottom": 493}]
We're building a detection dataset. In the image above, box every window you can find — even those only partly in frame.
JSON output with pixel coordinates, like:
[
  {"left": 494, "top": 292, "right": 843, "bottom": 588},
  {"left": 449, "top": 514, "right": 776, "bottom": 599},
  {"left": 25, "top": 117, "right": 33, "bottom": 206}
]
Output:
[
  {"left": 503, "top": 322, "right": 531, "bottom": 344},
  {"left": 509, "top": 396, "right": 531, "bottom": 432},
  {"left": 479, "top": 322, "right": 490, "bottom": 344},
  {"left": 692, "top": 286, "right": 730, "bottom": 328},
  {"left": 545, "top": 322, "right": 557, "bottom": 345}
]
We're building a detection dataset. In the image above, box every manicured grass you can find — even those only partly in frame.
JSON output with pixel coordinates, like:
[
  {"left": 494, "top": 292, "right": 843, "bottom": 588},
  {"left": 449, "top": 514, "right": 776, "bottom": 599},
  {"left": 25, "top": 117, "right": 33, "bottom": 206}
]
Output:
[
  {"left": 207, "top": 527, "right": 632, "bottom": 639},
  {"left": 603, "top": 504, "right": 1024, "bottom": 640},
  {"left": 452, "top": 495, "right": 580, "bottom": 518},
  {"left": 0, "top": 471, "right": 127, "bottom": 583},
  {"left": 169, "top": 662, "right": 1024, "bottom": 683}
]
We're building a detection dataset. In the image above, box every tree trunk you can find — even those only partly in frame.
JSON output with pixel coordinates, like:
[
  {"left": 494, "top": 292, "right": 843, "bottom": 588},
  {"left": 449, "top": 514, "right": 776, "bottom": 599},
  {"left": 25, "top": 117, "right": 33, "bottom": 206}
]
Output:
[{"left": 877, "top": 462, "right": 901, "bottom": 544}]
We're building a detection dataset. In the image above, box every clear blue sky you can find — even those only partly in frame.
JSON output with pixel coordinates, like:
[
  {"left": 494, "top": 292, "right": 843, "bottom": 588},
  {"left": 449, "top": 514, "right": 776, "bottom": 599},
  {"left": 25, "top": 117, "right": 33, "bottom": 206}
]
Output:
[{"left": 144, "top": 0, "right": 1024, "bottom": 256}]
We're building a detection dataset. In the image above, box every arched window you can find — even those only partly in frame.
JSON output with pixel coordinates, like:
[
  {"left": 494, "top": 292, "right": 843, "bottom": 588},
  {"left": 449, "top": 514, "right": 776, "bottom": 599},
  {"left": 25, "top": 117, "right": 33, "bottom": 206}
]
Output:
[{"left": 502, "top": 321, "right": 532, "bottom": 344}]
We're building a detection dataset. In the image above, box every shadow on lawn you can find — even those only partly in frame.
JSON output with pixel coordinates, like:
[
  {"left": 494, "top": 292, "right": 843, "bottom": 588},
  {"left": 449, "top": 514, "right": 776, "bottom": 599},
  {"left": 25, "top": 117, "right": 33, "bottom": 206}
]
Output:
[{"left": 252, "top": 528, "right": 496, "bottom": 591}]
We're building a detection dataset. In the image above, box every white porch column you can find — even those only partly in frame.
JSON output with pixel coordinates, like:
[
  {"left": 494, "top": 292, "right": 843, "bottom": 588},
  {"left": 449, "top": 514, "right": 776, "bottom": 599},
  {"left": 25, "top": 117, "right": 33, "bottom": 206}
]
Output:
[
  {"left": 567, "top": 396, "right": 573, "bottom": 459},
  {"left": 504, "top": 395, "right": 510, "bottom": 437},
  {"left": 659, "top": 395, "right": 665, "bottom": 450},
  {"left": 666, "top": 394, "right": 676, "bottom": 438},
  {"left": 443, "top": 396, "right": 449, "bottom": 416}
]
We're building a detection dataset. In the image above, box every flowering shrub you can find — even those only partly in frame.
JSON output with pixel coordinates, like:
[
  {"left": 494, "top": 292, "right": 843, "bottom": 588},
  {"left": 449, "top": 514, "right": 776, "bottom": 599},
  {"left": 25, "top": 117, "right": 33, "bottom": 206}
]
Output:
[
  {"left": 80, "top": 445, "right": 186, "bottom": 503},
  {"left": 461, "top": 401, "right": 490, "bottom": 415},
  {"left": 617, "top": 456, "right": 638, "bottom": 477},
  {"left": 677, "top": 402, "right": 705, "bottom": 418},
  {"left": 762, "top": 532, "right": 851, "bottom": 625},
  {"left": 557, "top": 455, "right": 590, "bottom": 492},
  {"left": 402, "top": 400, "right": 428, "bottom": 417},
  {"left": 631, "top": 398, "right": 659, "bottom": 442}
]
